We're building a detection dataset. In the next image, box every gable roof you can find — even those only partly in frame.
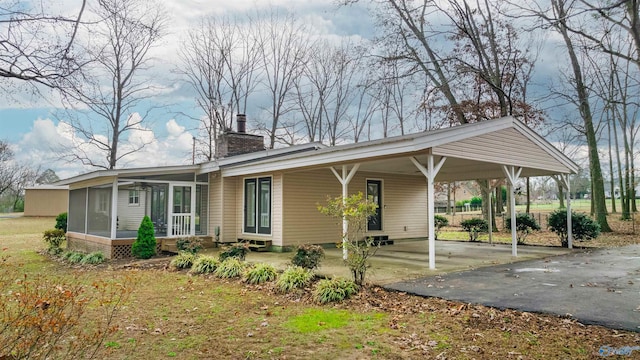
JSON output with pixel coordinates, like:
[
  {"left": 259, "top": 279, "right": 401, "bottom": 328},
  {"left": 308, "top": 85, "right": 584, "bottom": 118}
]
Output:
[
  {"left": 59, "top": 116, "right": 578, "bottom": 186},
  {"left": 217, "top": 117, "right": 579, "bottom": 181}
]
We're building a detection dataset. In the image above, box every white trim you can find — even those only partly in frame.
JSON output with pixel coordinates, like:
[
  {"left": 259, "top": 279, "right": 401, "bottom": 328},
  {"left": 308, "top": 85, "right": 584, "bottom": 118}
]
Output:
[{"left": 502, "top": 165, "right": 522, "bottom": 256}]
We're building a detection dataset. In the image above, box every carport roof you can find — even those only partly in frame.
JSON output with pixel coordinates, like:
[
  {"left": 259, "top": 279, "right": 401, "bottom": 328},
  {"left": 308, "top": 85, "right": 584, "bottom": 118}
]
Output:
[{"left": 214, "top": 116, "right": 579, "bottom": 180}]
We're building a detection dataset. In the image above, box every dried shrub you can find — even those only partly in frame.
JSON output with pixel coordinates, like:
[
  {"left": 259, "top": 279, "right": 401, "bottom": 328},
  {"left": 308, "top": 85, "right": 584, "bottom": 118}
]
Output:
[
  {"left": 314, "top": 277, "right": 359, "bottom": 304},
  {"left": 0, "top": 253, "right": 132, "bottom": 359}
]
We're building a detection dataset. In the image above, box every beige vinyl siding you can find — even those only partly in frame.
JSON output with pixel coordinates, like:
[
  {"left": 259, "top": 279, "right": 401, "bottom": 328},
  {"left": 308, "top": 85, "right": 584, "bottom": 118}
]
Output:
[
  {"left": 434, "top": 128, "right": 570, "bottom": 173},
  {"left": 24, "top": 189, "right": 69, "bottom": 217},
  {"left": 116, "top": 189, "right": 146, "bottom": 231},
  {"left": 222, "top": 177, "right": 237, "bottom": 242},
  {"left": 281, "top": 169, "right": 428, "bottom": 246},
  {"left": 208, "top": 173, "right": 222, "bottom": 238},
  {"left": 233, "top": 173, "right": 282, "bottom": 244}
]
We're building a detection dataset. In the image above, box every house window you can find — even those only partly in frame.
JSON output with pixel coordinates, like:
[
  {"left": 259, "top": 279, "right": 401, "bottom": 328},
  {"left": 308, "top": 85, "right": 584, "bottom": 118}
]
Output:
[
  {"left": 98, "top": 191, "right": 109, "bottom": 213},
  {"left": 244, "top": 177, "right": 271, "bottom": 234},
  {"left": 128, "top": 190, "right": 140, "bottom": 206}
]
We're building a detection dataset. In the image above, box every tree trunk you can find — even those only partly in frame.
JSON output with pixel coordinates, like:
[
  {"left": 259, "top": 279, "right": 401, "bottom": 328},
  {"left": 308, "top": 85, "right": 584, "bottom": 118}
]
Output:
[{"left": 553, "top": 0, "right": 611, "bottom": 231}]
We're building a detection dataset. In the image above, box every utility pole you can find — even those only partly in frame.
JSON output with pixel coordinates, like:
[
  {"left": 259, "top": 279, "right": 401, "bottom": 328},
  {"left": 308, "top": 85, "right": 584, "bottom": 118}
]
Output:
[{"left": 192, "top": 136, "right": 196, "bottom": 164}]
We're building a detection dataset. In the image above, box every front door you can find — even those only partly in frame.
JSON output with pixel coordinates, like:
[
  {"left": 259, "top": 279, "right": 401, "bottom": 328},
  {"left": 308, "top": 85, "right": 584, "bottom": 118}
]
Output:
[
  {"left": 367, "top": 180, "right": 382, "bottom": 231},
  {"left": 170, "top": 184, "right": 194, "bottom": 236}
]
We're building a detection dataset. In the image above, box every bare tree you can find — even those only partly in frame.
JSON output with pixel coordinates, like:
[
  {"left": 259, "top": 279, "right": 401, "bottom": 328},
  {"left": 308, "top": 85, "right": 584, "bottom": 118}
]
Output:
[
  {"left": 61, "top": 0, "right": 167, "bottom": 170},
  {"left": 258, "top": 10, "right": 311, "bottom": 149},
  {"left": 179, "top": 15, "right": 262, "bottom": 160},
  {"left": 0, "top": 1, "right": 87, "bottom": 88}
]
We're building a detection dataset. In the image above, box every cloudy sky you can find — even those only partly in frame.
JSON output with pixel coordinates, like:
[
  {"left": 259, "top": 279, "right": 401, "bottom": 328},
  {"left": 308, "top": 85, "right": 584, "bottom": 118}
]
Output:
[{"left": 1, "top": 0, "right": 572, "bottom": 180}]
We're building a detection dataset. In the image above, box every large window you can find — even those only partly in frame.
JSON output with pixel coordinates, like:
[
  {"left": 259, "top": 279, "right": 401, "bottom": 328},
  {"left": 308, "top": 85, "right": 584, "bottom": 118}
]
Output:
[{"left": 244, "top": 177, "right": 271, "bottom": 234}]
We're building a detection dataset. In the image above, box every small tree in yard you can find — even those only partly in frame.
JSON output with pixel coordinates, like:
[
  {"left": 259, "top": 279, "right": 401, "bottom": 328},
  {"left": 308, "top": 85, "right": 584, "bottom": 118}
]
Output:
[
  {"left": 132, "top": 216, "right": 156, "bottom": 259},
  {"left": 434, "top": 215, "right": 449, "bottom": 240},
  {"left": 506, "top": 213, "right": 541, "bottom": 245},
  {"left": 55, "top": 212, "right": 67, "bottom": 231},
  {"left": 318, "top": 192, "right": 378, "bottom": 286},
  {"left": 548, "top": 210, "right": 600, "bottom": 247},
  {"left": 460, "top": 218, "right": 488, "bottom": 242}
]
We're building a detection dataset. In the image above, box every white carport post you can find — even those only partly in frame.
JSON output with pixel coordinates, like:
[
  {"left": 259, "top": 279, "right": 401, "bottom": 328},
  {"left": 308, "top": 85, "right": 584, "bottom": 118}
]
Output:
[
  {"left": 502, "top": 166, "right": 522, "bottom": 256},
  {"left": 558, "top": 174, "right": 573, "bottom": 249},
  {"left": 110, "top": 178, "right": 118, "bottom": 239},
  {"left": 330, "top": 164, "right": 361, "bottom": 260},
  {"left": 411, "top": 155, "right": 447, "bottom": 270}
]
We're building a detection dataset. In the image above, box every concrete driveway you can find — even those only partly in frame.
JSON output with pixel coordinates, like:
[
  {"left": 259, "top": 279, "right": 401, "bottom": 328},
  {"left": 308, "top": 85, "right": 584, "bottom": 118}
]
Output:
[{"left": 384, "top": 245, "right": 640, "bottom": 332}]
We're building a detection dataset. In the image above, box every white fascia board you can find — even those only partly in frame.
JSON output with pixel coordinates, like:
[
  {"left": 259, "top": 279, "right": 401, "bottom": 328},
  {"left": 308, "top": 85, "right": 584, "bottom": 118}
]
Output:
[{"left": 58, "top": 165, "right": 201, "bottom": 185}]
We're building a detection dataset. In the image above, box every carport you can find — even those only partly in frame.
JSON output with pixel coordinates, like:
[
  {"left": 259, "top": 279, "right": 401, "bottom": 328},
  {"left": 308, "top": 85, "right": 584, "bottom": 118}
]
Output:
[{"left": 221, "top": 116, "right": 579, "bottom": 269}]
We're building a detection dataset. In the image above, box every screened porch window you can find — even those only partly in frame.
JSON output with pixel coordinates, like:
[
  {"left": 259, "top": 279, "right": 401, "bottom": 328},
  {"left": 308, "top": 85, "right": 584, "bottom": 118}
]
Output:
[{"left": 244, "top": 177, "right": 271, "bottom": 234}]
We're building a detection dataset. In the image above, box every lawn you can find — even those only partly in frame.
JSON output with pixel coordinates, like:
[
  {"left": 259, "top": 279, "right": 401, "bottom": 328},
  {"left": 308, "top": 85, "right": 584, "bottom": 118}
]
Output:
[{"left": 1, "top": 215, "right": 639, "bottom": 359}]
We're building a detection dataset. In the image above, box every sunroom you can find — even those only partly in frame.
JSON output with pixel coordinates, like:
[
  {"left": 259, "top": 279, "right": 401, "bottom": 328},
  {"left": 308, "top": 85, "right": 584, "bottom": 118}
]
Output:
[{"left": 62, "top": 166, "right": 210, "bottom": 258}]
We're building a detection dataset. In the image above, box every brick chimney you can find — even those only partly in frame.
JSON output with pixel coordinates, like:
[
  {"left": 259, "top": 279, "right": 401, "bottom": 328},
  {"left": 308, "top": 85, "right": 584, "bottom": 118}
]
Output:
[{"left": 216, "top": 114, "right": 265, "bottom": 158}]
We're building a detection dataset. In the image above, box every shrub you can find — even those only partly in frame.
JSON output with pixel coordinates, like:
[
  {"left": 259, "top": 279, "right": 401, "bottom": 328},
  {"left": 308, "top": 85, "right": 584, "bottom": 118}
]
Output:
[
  {"left": 434, "top": 215, "right": 449, "bottom": 240},
  {"left": 276, "top": 266, "right": 314, "bottom": 293},
  {"left": 176, "top": 236, "right": 203, "bottom": 254},
  {"left": 67, "top": 251, "right": 85, "bottom": 264},
  {"left": 132, "top": 216, "right": 156, "bottom": 259},
  {"left": 314, "top": 277, "right": 359, "bottom": 304},
  {"left": 170, "top": 252, "right": 197, "bottom": 270},
  {"left": 214, "top": 258, "right": 245, "bottom": 278},
  {"left": 291, "top": 244, "right": 325, "bottom": 269},
  {"left": 219, "top": 243, "right": 249, "bottom": 261},
  {"left": 460, "top": 218, "right": 488, "bottom": 242},
  {"left": 190, "top": 256, "right": 219, "bottom": 274},
  {"left": 506, "top": 213, "right": 541, "bottom": 244},
  {"left": 548, "top": 210, "right": 601, "bottom": 247},
  {"left": 55, "top": 212, "right": 68, "bottom": 231},
  {"left": 245, "top": 263, "right": 278, "bottom": 284},
  {"left": 0, "top": 255, "right": 133, "bottom": 359},
  {"left": 80, "top": 251, "right": 105, "bottom": 265},
  {"left": 43, "top": 228, "right": 66, "bottom": 254}
]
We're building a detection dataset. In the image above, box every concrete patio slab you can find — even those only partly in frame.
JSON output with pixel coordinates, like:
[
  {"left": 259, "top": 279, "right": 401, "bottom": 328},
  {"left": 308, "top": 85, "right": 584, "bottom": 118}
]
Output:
[{"left": 384, "top": 244, "right": 640, "bottom": 332}]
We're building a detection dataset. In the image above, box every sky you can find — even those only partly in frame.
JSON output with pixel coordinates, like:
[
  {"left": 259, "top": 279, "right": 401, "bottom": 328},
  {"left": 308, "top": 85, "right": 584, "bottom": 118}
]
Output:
[{"left": 0, "top": 0, "right": 575, "bottom": 181}]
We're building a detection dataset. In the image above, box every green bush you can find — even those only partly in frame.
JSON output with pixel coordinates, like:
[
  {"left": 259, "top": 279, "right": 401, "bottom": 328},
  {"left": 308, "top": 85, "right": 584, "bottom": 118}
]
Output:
[
  {"left": 214, "top": 258, "right": 245, "bottom": 278},
  {"left": 67, "top": 252, "right": 85, "bottom": 264},
  {"left": 176, "top": 236, "right": 203, "bottom": 254},
  {"left": 80, "top": 252, "right": 105, "bottom": 265},
  {"left": 190, "top": 256, "right": 219, "bottom": 274},
  {"left": 434, "top": 215, "right": 449, "bottom": 240},
  {"left": 276, "top": 266, "right": 314, "bottom": 293},
  {"left": 314, "top": 277, "right": 359, "bottom": 304},
  {"left": 170, "top": 252, "right": 197, "bottom": 270},
  {"left": 55, "top": 212, "right": 67, "bottom": 231},
  {"left": 548, "top": 210, "right": 600, "bottom": 247},
  {"left": 219, "top": 243, "right": 249, "bottom": 261},
  {"left": 245, "top": 263, "right": 278, "bottom": 284},
  {"left": 131, "top": 216, "right": 156, "bottom": 259},
  {"left": 291, "top": 244, "right": 324, "bottom": 269},
  {"left": 43, "top": 228, "right": 66, "bottom": 254},
  {"left": 460, "top": 218, "right": 488, "bottom": 242},
  {"left": 506, "top": 213, "right": 541, "bottom": 244}
]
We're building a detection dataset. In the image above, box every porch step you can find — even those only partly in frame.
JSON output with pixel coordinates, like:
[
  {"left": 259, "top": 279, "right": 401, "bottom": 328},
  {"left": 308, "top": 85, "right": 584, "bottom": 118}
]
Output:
[
  {"left": 371, "top": 235, "right": 393, "bottom": 246},
  {"left": 239, "top": 239, "right": 272, "bottom": 252},
  {"left": 160, "top": 238, "right": 178, "bottom": 253}
]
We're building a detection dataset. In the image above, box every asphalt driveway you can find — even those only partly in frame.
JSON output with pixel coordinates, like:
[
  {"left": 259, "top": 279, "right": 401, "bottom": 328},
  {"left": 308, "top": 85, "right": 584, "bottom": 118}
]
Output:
[{"left": 384, "top": 245, "right": 640, "bottom": 332}]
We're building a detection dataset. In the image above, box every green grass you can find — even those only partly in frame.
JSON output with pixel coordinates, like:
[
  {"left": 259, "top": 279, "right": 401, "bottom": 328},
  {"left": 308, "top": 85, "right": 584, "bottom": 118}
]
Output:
[{"left": 283, "top": 308, "right": 386, "bottom": 334}]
